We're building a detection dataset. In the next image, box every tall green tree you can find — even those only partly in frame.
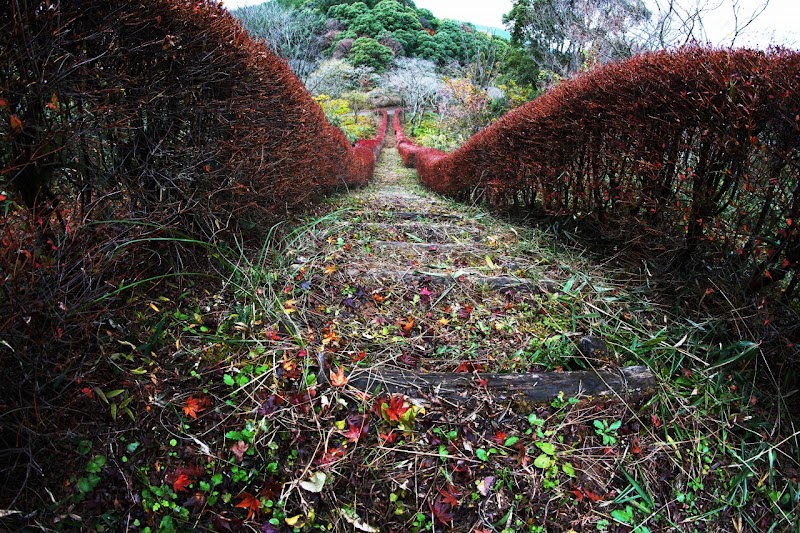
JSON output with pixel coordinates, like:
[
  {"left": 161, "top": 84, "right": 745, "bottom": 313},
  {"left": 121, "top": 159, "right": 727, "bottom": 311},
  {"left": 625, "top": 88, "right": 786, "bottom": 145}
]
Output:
[
  {"left": 233, "top": 2, "right": 327, "bottom": 83},
  {"left": 347, "top": 37, "right": 394, "bottom": 72}
]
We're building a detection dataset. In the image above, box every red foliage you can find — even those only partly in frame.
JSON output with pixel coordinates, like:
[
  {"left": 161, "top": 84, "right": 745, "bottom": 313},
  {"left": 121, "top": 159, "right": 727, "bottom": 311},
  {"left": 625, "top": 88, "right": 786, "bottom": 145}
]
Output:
[
  {"left": 347, "top": 109, "right": 389, "bottom": 185},
  {"left": 407, "top": 48, "right": 800, "bottom": 300}
]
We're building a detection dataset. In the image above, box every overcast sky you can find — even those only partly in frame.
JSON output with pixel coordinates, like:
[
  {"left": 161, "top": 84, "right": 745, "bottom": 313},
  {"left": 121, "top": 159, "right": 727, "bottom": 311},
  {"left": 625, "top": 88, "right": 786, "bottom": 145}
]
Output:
[{"left": 222, "top": 0, "right": 799, "bottom": 48}]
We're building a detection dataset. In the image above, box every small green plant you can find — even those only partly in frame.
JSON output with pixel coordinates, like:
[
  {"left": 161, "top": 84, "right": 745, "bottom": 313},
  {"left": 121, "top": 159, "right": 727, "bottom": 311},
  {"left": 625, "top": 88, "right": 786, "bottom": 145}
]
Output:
[
  {"left": 594, "top": 419, "right": 622, "bottom": 446},
  {"left": 411, "top": 510, "right": 432, "bottom": 531},
  {"left": 94, "top": 387, "right": 135, "bottom": 421},
  {"left": 531, "top": 441, "right": 576, "bottom": 490},
  {"left": 72, "top": 454, "right": 106, "bottom": 502}
]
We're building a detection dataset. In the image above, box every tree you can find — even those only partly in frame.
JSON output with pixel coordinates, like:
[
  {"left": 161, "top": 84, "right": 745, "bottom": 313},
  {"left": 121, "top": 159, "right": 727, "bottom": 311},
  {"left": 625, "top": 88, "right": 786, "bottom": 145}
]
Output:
[
  {"left": 342, "top": 90, "right": 370, "bottom": 117},
  {"left": 437, "top": 77, "right": 491, "bottom": 136},
  {"left": 384, "top": 58, "right": 441, "bottom": 134},
  {"left": 306, "top": 59, "right": 376, "bottom": 96},
  {"left": 347, "top": 37, "right": 394, "bottom": 72},
  {"left": 233, "top": 2, "right": 327, "bottom": 83},
  {"left": 503, "top": 0, "right": 651, "bottom": 77},
  {"left": 633, "top": 0, "right": 770, "bottom": 49}
]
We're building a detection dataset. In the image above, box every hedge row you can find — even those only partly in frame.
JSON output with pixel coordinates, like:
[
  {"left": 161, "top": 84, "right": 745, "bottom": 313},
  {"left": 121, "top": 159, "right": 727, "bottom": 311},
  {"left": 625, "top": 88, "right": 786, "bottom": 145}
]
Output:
[
  {"left": 395, "top": 111, "right": 445, "bottom": 170},
  {"left": 350, "top": 110, "right": 389, "bottom": 186},
  {"left": 411, "top": 48, "right": 800, "bottom": 299},
  {"left": 0, "top": 0, "right": 379, "bottom": 470}
]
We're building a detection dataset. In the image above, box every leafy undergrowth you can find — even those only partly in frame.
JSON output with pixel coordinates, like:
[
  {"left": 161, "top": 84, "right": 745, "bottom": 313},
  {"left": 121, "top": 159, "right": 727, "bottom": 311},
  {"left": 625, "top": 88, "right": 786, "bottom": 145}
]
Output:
[{"left": 2, "top": 140, "right": 799, "bottom": 533}]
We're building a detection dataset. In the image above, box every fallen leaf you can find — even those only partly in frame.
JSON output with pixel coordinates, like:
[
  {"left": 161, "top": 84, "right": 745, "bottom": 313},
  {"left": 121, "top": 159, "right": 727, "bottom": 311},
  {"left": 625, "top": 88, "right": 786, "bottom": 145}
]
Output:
[
  {"left": 298, "top": 471, "right": 326, "bottom": 493},
  {"left": 437, "top": 485, "right": 460, "bottom": 506},
  {"left": 285, "top": 515, "right": 303, "bottom": 527},
  {"left": 342, "top": 416, "right": 369, "bottom": 443},
  {"left": 351, "top": 350, "right": 366, "bottom": 363},
  {"left": 584, "top": 488, "right": 604, "bottom": 502},
  {"left": 381, "top": 395, "right": 410, "bottom": 422},
  {"left": 379, "top": 431, "right": 398, "bottom": 443},
  {"left": 476, "top": 476, "right": 495, "bottom": 496},
  {"left": 173, "top": 473, "right": 193, "bottom": 493},
  {"left": 317, "top": 447, "right": 346, "bottom": 466},
  {"left": 9, "top": 114, "right": 22, "bottom": 132},
  {"left": 650, "top": 414, "right": 662, "bottom": 429},
  {"left": 258, "top": 394, "right": 284, "bottom": 417},
  {"left": 323, "top": 264, "right": 336, "bottom": 274},
  {"left": 340, "top": 508, "right": 378, "bottom": 532},
  {"left": 430, "top": 496, "right": 455, "bottom": 525},
  {"left": 183, "top": 395, "right": 209, "bottom": 419},
  {"left": 231, "top": 440, "right": 249, "bottom": 463},
  {"left": 235, "top": 491, "right": 260, "bottom": 520},
  {"left": 330, "top": 366, "right": 348, "bottom": 387}
]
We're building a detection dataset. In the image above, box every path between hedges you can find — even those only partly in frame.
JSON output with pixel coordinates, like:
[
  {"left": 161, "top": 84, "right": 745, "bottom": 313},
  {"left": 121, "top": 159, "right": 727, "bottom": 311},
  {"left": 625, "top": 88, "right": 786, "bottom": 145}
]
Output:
[{"left": 289, "top": 110, "right": 654, "bottom": 405}]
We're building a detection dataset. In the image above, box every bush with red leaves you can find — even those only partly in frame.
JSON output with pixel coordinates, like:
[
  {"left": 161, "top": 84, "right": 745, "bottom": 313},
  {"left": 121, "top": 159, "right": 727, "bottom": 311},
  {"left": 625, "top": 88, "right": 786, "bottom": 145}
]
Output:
[
  {"left": 411, "top": 48, "right": 800, "bottom": 300},
  {"left": 0, "top": 1, "right": 385, "bottom": 504}
]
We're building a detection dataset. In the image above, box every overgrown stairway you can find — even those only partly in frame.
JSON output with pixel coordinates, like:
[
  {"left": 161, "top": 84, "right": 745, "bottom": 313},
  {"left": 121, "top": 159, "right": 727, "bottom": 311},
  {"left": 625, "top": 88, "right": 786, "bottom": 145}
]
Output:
[{"left": 288, "top": 111, "right": 655, "bottom": 407}]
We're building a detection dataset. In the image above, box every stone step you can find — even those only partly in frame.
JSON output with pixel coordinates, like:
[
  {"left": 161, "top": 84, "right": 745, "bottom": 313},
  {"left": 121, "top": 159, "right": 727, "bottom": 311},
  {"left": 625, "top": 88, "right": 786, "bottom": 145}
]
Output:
[
  {"left": 346, "top": 268, "right": 557, "bottom": 294},
  {"left": 369, "top": 211, "right": 464, "bottom": 222},
  {"left": 371, "top": 241, "right": 489, "bottom": 255}
]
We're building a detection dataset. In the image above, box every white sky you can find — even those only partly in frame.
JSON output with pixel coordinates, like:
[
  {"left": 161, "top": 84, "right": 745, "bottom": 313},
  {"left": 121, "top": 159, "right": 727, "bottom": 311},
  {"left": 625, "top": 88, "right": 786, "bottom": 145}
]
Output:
[{"left": 222, "top": 0, "right": 799, "bottom": 48}]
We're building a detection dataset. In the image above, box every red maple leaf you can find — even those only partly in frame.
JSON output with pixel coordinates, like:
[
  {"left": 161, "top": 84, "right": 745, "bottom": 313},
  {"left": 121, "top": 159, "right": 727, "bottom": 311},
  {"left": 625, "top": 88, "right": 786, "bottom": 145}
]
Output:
[
  {"left": 166, "top": 465, "right": 202, "bottom": 493},
  {"left": 173, "top": 473, "right": 193, "bottom": 493},
  {"left": 235, "top": 491, "right": 261, "bottom": 521},
  {"left": 381, "top": 395, "right": 410, "bottom": 422},
  {"left": 437, "top": 485, "right": 461, "bottom": 507},
  {"left": 492, "top": 431, "right": 508, "bottom": 445},
  {"left": 650, "top": 414, "right": 662, "bottom": 429},
  {"left": 183, "top": 395, "right": 210, "bottom": 419},
  {"left": 258, "top": 477, "right": 282, "bottom": 501},
  {"left": 430, "top": 496, "right": 455, "bottom": 525},
  {"left": 317, "top": 446, "right": 346, "bottom": 467},
  {"left": 379, "top": 431, "right": 398, "bottom": 443},
  {"left": 351, "top": 350, "right": 367, "bottom": 363},
  {"left": 398, "top": 352, "right": 419, "bottom": 367},
  {"left": 342, "top": 416, "right": 369, "bottom": 443}
]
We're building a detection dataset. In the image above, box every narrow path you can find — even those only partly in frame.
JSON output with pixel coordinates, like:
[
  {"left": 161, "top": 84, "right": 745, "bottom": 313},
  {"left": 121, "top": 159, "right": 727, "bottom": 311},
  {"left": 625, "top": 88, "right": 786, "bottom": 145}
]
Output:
[{"left": 290, "top": 111, "right": 653, "bottom": 402}]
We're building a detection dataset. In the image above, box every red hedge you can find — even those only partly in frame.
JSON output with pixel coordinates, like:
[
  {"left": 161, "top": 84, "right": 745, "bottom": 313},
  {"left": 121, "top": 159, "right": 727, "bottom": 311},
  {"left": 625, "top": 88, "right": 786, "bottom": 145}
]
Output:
[{"left": 411, "top": 48, "right": 800, "bottom": 298}]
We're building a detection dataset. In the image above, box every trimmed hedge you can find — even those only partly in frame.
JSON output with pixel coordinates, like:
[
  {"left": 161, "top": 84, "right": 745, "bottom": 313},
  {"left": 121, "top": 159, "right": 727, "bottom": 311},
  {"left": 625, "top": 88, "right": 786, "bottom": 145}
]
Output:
[
  {"left": 350, "top": 110, "right": 389, "bottom": 185},
  {"left": 411, "top": 48, "right": 800, "bottom": 299},
  {"left": 0, "top": 0, "right": 381, "bottom": 451}
]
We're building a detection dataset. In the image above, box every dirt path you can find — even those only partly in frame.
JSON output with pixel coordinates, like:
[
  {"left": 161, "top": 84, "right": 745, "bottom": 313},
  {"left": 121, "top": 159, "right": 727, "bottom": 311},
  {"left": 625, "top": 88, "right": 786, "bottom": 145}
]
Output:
[{"left": 289, "top": 111, "right": 652, "bottom": 401}]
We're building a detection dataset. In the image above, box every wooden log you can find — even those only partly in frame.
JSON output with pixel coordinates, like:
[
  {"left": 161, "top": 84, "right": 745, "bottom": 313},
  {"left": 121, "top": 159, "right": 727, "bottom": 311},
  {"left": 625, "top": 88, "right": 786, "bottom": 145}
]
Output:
[{"left": 347, "top": 366, "right": 656, "bottom": 407}]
